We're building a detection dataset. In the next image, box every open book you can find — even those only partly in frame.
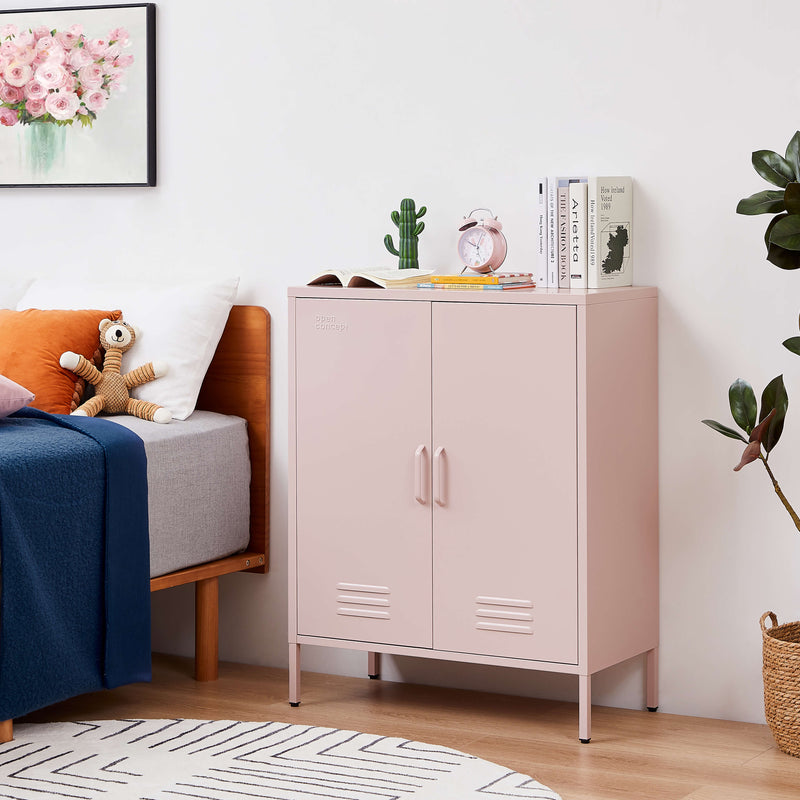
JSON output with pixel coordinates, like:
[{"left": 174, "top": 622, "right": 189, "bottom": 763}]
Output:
[{"left": 307, "top": 268, "right": 435, "bottom": 289}]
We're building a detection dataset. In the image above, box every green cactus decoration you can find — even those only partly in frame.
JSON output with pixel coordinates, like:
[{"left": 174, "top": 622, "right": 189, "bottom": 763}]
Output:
[{"left": 384, "top": 198, "right": 426, "bottom": 269}]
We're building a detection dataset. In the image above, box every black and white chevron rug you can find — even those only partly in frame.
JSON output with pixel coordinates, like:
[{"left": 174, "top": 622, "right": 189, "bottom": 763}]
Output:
[{"left": 0, "top": 719, "right": 562, "bottom": 799}]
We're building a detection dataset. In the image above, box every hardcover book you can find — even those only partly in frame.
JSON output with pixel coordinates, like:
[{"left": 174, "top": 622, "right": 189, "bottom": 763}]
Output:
[
  {"left": 569, "top": 181, "right": 588, "bottom": 289},
  {"left": 558, "top": 180, "right": 570, "bottom": 288},
  {"left": 547, "top": 176, "right": 559, "bottom": 287},
  {"left": 587, "top": 176, "right": 633, "bottom": 288},
  {"left": 535, "top": 179, "right": 549, "bottom": 288},
  {"left": 551, "top": 176, "right": 587, "bottom": 288}
]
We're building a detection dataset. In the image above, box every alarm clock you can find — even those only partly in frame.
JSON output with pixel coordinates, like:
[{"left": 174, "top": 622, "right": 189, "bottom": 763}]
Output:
[{"left": 457, "top": 208, "right": 507, "bottom": 273}]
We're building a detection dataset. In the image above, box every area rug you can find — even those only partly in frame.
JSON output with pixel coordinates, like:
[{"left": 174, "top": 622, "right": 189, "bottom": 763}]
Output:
[{"left": 0, "top": 718, "right": 562, "bottom": 799}]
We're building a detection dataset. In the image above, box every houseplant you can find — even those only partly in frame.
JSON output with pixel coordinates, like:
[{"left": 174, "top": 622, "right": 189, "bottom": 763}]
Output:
[
  {"left": 384, "top": 198, "right": 426, "bottom": 269},
  {"left": 702, "top": 130, "right": 800, "bottom": 757}
]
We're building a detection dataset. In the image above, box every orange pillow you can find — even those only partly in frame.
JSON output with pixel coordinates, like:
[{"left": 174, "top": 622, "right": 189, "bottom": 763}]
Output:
[{"left": 0, "top": 308, "right": 122, "bottom": 415}]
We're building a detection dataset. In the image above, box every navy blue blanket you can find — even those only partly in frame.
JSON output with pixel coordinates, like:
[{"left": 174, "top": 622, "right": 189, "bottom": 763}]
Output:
[{"left": 0, "top": 408, "right": 151, "bottom": 720}]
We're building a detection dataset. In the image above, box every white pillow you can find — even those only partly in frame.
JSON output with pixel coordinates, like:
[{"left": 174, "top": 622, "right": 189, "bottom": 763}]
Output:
[
  {"left": 17, "top": 277, "right": 238, "bottom": 420},
  {"left": 0, "top": 278, "right": 32, "bottom": 309}
]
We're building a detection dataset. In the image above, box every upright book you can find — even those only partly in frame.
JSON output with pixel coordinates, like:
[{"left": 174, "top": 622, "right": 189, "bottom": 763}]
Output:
[
  {"left": 557, "top": 179, "right": 570, "bottom": 288},
  {"left": 569, "top": 180, "right": 588, "bottom": 289},
  {"left": 535, "top": 179, "right": 549, "bottom": 288},
  {"left": 547, "top": 176, "right": 559, "bottom": 287},
  {"left": 550, "top": 176, "right": 587, "bottom": 288},
  {"left": 587, "top": 176, "right": 633, "bottom": 288}
]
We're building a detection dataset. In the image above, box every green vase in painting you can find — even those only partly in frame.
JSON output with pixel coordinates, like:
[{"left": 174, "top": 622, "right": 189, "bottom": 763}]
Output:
[{"left": 20, "top": 122, "right": 67, "bottom": 176}]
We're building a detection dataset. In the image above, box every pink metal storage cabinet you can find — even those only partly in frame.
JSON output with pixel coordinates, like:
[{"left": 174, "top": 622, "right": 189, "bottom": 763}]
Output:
[{"left": 288, "top": 286, "right": 659, "bottom": 743}]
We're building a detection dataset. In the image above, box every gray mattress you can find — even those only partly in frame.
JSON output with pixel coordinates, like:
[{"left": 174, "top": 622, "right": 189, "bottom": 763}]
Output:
[{"left": 109, "top": 411, "right": 251, "bottom": 578}]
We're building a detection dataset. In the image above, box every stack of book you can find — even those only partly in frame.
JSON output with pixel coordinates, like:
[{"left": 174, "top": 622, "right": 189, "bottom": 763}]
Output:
[
  {"left": 417, "top": 272, "right": 536, "bottom": 291},
  {"left": 536, "top": 176, "right": 633, "bottom": 289}
]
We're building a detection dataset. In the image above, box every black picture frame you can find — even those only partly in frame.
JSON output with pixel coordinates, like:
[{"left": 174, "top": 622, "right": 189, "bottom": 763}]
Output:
[{"left": 0, "top": 3, "right": 156, "bottom": 187}]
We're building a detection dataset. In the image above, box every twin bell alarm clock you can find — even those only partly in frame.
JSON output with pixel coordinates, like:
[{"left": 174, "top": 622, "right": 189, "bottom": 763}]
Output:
[{"left": 457, "top": 208, "right": 507, "bottom": 273}]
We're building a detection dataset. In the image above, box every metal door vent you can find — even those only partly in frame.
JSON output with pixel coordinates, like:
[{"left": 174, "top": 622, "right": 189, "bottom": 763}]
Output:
[
  {"left": 336, "top": 582, "right": 391, "bottom": 620},
  {"left": 474, "top": 595, "right": 533, "bottom": 634}
]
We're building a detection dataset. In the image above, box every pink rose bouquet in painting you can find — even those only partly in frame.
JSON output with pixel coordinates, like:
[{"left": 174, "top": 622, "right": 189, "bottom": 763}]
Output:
[{"left": 0, "top": 22, "right": 133, "bottom": 128}]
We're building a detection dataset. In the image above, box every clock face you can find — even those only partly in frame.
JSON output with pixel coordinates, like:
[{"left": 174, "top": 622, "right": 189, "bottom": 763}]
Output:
[{"left": 458, "top": 227, "right": 495, "bottom": 268}]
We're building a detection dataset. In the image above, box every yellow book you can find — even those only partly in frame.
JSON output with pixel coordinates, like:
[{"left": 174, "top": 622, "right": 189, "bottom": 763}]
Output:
[{"left": 430, "top": 272, "right": 533, "bottom": 285}]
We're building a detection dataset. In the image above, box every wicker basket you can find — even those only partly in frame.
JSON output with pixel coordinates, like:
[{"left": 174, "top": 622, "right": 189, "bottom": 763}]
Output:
[{"left": 761, "top": 611, "right": 800, "bottom": 757}]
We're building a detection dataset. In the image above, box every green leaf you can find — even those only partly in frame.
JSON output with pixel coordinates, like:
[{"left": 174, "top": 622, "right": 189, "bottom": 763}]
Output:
[
  {"left": 728, "top": 379, "right": 757, "bottom": 433},
  {"left": 786, "top": 131, "right": 800, "bottom": 180},
  {"left": 769, "top": 214, "right": 800, "bottom": 251},
  {"left": 767, "top": 212, "right": 790, "bottom": 249},
  {"left": 759, "top": 375, "right": 788, "bottom": 453},
  {"left": 767, "top": 246, "right": 800, "bottom": 267},
  {"left": 753, "top": 150, "right": 796, "bottom": 187},
  {"left": 766, "top": 233, "right": 800, "bottom": 269},
  {"left": 786, "top": 183, "right": 800, "bottom": 215},
  {"left": 701, "top": 419, "right": 748, "bottom": 443},
  {"left": 736, "top": 190, "right": 786, "bottom": 215},
  {"left": 783, "top": 336, "right": 800, "bottom": 356}
]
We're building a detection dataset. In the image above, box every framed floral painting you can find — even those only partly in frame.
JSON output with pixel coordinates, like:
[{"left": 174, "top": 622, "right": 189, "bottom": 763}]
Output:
[{"left": 0, "top": 3, "right": 155, "bottom": 187}]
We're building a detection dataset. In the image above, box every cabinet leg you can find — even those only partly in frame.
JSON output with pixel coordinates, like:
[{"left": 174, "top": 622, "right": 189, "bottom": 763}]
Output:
[
  {"left": 579, "top": 674, "right": 592, "bottom": 743},
  {"left": 368, "top": 651, "right": 381, "bottom": 679},
  {"left": 646, "top": 647, "right": 659, "bottom": 711},
  {"left": 289, "top": 644, "right": 301, "bottom": 706}
]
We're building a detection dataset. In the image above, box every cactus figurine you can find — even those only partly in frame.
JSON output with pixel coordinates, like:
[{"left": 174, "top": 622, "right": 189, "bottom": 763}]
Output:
[{"left": 384, "top": 198, "right": 426, "bottom": 269}]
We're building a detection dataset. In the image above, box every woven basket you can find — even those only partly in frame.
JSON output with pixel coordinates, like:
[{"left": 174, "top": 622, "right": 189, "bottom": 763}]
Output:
[{"left": 761, "top": 611, "right": 800, "bottom": 757}]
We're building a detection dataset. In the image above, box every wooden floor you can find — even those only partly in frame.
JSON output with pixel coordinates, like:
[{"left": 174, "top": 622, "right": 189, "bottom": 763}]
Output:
[{"left": 18, "top": 653, "right": 800, "bottom": 800}]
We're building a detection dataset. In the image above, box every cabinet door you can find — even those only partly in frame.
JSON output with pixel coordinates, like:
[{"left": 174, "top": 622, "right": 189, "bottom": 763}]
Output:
[
  {"left": 294, "top": 298, "right": 432, "bottom": 647},
  {"left": 432, "top": 302, "right": 578, "bottom": 663}
]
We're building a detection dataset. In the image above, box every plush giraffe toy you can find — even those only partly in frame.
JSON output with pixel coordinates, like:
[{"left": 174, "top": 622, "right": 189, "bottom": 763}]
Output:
[{"left": 59, "top": 317, "right": 172, "bottom": 423}]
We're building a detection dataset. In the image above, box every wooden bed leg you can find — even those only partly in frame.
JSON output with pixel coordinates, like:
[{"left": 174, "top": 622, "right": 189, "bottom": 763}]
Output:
[
  {"left": 195, "top": 576, "right": 219, "bottom": 682},
  {"left": 0, "top": 720, "right": 12, "bottom": 743}
]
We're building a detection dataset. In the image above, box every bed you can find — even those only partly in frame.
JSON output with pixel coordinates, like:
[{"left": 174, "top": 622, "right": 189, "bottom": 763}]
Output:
[{"left": 0, "top": 304, "right": 270, "bottom": 743}]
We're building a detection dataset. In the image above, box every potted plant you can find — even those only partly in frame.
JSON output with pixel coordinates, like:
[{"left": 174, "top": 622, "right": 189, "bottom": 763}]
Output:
[{"left": 702, "top": 130, "right": 800, "bottom": 757}]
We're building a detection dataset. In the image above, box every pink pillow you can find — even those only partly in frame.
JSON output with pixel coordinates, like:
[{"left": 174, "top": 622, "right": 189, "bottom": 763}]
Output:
[{"left": 0, "top": 373, "right": 34, "bottom": 418}]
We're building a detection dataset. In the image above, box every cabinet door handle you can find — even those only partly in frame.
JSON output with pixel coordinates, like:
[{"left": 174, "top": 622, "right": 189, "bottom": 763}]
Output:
[
  {"left": 414, "top": 445, "right": 427, "bottom": 504},
  {"left": 434, "top": 446, "right": 446, "bottom": 506}
]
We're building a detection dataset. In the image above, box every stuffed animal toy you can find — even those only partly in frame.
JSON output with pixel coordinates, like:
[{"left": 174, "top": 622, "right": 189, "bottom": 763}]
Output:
[{"left": 59, "top": 318, "right": 172, "bottom": 423}]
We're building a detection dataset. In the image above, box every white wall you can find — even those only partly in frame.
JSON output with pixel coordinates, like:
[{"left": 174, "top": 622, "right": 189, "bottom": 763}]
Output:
[{"left": 4, "top": 0, "right": 800, "bottom": 725}]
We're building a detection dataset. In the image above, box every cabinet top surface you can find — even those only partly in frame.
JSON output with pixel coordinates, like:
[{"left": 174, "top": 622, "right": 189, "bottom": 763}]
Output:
[{"left": 288, "top": 285, "right": 657, "bottom": 305}]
